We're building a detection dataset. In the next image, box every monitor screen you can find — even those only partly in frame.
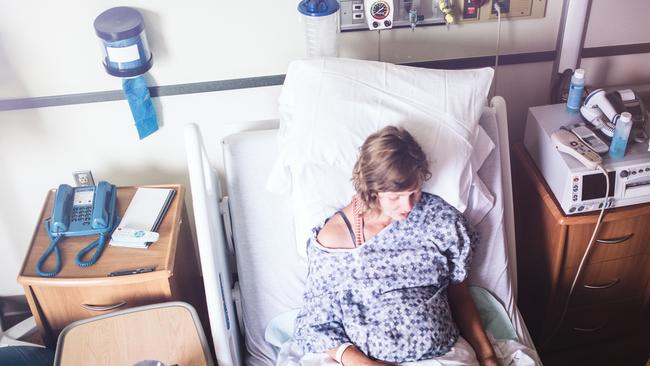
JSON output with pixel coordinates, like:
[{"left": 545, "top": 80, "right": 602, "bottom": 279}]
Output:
[{"left": 582, "top": 171, "right": 616, "bottom": 200}]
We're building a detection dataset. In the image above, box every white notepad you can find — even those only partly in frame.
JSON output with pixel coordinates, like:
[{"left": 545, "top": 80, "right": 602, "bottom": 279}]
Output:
[{"left": 110, "top": 187, "right": 176, "bottom": 248}]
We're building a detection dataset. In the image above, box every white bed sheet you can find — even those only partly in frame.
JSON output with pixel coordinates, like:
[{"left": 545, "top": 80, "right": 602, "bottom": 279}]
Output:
[{"left": 221, "top": 105, "right": 536, "bottom": 366}]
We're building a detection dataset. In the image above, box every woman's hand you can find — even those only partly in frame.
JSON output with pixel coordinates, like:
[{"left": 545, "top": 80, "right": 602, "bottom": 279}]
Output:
[
  {"left": 328, "top": 345, "right": 398, "bottom": 366},
  {"left": 447, "top": 281, "right": 499, "bottom": 366}
]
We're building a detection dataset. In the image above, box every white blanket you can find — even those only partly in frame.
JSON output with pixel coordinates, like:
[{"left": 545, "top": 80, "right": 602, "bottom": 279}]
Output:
[{"left": 276, "top": 335, "right": 541, "bottom": 366}]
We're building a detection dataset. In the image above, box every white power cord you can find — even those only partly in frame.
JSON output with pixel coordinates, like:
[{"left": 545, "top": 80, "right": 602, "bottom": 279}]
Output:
[
  {"left": 489, "top": 2, "right": 502, "bottom": 100},
  {"left": 540, "top": 164, "right": 610, "bottom": 350},
  {"left": 377, "top": 29, "right": 382, "bottom": 61}
]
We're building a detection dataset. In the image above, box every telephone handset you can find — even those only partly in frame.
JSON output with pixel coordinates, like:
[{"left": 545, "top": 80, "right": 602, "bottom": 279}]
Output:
[{"left": 37, "top": 181, "right": 118, "bottom": 277}]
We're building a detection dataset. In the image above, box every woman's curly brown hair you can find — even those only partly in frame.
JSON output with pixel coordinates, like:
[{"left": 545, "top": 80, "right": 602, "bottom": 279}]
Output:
[{"left": 352, "top": 126, "right": 431, "bottom": 211}]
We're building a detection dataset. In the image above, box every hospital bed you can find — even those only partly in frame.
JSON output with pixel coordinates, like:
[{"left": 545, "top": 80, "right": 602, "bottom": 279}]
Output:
[{"left": 184, "top": 59, "right": 541, "bottom": 366}]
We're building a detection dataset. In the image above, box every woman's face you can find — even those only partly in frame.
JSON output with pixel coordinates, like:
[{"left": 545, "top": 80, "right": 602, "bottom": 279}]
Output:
[{"left": 376, "top": 189, "right": 422, "bottom": 221}]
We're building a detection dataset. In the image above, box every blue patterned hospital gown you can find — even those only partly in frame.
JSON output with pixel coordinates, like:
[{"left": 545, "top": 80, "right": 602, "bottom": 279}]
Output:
[{"left": 293, "top": 192, "right": 477, "bottom": 363}]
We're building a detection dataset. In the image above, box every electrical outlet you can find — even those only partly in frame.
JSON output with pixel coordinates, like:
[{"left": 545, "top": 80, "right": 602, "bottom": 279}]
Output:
[
  {"left": 491, "top": 0, "right": 510, "bottom": 14},
  {"left": 72, "top": 170, "right": 95, "bottom": 187}
]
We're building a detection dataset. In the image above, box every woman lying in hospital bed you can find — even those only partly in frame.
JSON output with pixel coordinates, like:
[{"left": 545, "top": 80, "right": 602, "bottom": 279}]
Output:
[
  {"left": 185, "top": 57, "right": 542, "bottom": 366},
  {"left": 280, "top": 127, "right": 537, "bottom": 366},
  {"left": 293, "top": 126, "right": 497, "bottom": 365}
]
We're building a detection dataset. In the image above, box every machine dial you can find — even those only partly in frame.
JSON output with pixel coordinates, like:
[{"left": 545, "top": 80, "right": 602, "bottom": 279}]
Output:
[{"left": 370, "top": 1, "right": 390, "bottom": 20}]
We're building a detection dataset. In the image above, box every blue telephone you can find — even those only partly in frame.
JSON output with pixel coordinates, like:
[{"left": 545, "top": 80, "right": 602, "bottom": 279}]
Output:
[{"left": 36, "top": 181, "right": 118, "bottom": 277}]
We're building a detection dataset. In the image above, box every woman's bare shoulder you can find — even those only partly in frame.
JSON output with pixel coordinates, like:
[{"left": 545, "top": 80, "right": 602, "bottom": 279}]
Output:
[{"left": 317, "top": 204, "right": 355, "bottom": 249}]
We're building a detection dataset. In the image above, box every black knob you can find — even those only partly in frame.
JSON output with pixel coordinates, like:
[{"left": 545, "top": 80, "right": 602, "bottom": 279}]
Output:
[
  {"left": 384, "top": 20, "right": 392, "bottom": 27},
  {"left": 620, "top": 170, "right": 629, "bottom": 178},
  {"left": 372, "top": 21, "right": 379, "bottom": 28}
]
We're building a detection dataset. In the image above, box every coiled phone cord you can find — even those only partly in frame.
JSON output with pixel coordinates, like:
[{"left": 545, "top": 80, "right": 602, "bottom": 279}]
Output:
[
  {"left": 539, "top": 164, "right": 610, "bottom": 350},
  {"left": 35, "top": 220, "right": 63, "bottom": 277},
  {"left": 36, "top": 220, "right": 113, "bottom": 276},
  {"left": 75, "top": 233, "right": 109, "bottom": 267}
]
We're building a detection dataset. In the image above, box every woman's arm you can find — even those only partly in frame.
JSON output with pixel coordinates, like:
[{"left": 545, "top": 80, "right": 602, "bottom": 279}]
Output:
[
  {"left": 326, "top": 345, "right": 395, "bottom": 366},
  {"left": 447, "top": 280, "right": 498, "bottom": 366}
]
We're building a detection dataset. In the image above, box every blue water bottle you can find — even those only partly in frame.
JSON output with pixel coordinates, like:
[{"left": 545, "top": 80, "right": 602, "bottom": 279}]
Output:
[
  {"left": 609, "top": 112, "right": 633, "bottom": 160},
  {"left": 566, "top": 68, "right": 585, "bottom": 112}
]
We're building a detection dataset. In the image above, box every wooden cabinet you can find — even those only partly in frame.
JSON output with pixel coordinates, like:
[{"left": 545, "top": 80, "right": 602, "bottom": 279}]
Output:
[
  {"left": 17, "top": 185, "right": 209, "bottom": 348},
  {"left": 511, "top": 145, "right": 650, "bottom": 352}
]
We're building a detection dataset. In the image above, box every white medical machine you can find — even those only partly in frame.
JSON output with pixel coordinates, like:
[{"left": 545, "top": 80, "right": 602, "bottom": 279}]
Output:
[{"left": 524, "top": 103, "right": 650, "bottom": 215}]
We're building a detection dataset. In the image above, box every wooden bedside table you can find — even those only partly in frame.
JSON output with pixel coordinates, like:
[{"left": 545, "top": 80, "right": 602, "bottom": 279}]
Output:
[
  {"left": 17, "top": 184, "right": 209, "bottom": 348},
  {"left": 511, "top": 145, "right": 650, "bottom": 353}
]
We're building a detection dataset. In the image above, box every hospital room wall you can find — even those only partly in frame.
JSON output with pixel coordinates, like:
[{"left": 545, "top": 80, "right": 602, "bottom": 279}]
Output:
[{"left": 1, "top": 0, "right": 649, "bottom": 296}]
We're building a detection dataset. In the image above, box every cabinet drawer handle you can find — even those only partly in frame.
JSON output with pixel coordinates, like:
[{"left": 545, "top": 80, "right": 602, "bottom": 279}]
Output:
[
  {"left": 80, "top": 301, "right": 126, "bottom": 311},
  {"left": 573, "top": 323, "right": 606, "bottom": 332},
  {"left": 583, "top": 278, "right": 620, "bottom": 289},
  {"left": 596, "top": 233, "right": 634, "bottom": 244}
]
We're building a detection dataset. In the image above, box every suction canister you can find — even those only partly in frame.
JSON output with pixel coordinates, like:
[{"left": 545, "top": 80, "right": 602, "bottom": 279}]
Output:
[{"left": 298, "top": 0, "right": 340, "bottom": 58}]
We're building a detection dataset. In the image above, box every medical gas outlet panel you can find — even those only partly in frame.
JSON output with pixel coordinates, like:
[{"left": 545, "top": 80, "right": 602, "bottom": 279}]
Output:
[{"left": 339, "top": 0, "right": 547, "bottom": 31}]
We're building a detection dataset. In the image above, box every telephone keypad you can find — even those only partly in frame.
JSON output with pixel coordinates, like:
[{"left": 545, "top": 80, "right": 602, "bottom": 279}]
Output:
[{"left": 71, "top": 206, "right": 92, "bottom": 225}]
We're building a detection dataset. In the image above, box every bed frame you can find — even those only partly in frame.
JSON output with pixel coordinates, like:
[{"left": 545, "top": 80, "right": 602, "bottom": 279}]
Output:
[{"left": 184, "top": 96, "right": 534, "bottom": 366}]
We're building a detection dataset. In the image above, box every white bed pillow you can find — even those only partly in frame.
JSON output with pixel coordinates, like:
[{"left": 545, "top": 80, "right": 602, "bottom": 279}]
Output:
[
  {"left": 267, "top": 58, "right": 494, "bottom": 257},
  {"left": 288, "top": 124, "right": 495, "bottom": 258}
]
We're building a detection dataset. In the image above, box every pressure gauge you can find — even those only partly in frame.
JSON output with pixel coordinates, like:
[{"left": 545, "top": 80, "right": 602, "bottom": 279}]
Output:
[
  {"left": 364, "top": 0, "right": 393, "bottom": 30},
  {"left": 370, "top": 1, "right": 390, "bottom": 19}
]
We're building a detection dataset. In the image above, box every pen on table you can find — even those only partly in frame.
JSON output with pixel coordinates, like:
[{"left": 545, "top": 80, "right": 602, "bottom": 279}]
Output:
[{"left": 108, "top": 267, "right": 155, "bottom": 277}]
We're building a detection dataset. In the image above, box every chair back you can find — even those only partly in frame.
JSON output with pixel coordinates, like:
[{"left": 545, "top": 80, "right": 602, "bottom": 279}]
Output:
[{"left": 55, "top": 302, "right": 213, "bottom": 366}]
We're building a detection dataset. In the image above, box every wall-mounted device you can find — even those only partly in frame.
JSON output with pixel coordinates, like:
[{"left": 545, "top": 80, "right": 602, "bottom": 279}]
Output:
[
  {"left": 365, "top": 0, "right": 395, "bottom": 29},
  {"left": 524, "top": 104, "right": 650, "bottom": 215},
  {"left": 339, "top": 0, "right": 547, "bottom": 31}
]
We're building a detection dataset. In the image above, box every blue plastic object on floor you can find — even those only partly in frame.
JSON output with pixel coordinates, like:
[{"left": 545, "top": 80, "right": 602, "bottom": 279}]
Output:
[{"left": 122, "top": 75, "right": 159, "bottom": 140}]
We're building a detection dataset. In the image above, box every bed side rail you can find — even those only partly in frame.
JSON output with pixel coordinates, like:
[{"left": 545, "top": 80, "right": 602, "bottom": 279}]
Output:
[{"left": 184, "top": 123, "right": 242, "bottom": 366}]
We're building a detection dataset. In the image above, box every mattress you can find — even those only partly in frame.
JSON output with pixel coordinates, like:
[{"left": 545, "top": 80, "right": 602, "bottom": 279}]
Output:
[{"left": 222, "top": 106, "right": 532, "bottom": 366}]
